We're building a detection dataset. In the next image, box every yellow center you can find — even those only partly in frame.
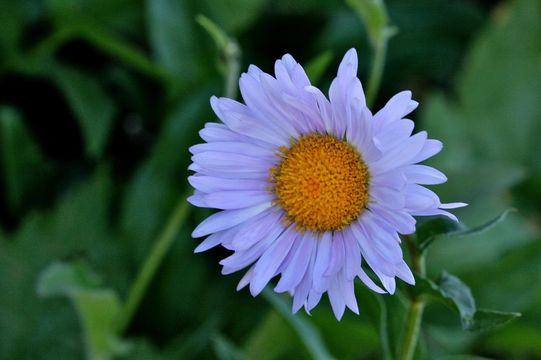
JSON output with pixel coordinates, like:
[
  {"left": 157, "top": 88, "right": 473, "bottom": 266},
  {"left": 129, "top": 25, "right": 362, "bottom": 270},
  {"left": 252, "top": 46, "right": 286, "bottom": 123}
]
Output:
[{"left": 271, "top": 133, "right": 369, "bottom": 233}]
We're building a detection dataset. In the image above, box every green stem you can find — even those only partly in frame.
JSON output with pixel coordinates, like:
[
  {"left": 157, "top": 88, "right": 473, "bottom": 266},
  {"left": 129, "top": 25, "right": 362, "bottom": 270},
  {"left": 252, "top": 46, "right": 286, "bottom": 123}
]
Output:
[
  {"left": 366, "top": 40, "right": 387, "bottom": 108},
  {"left": 117, "top": 194, "right": 190, "bottom": 333},
  {"left": 224, "top": 41, "right": 241, "bottom": 99},
  {"left": 397, "top": 237, "right": 426, "bottom": 360},
  {"left": 397, "top": 299, "right": 425, "bottom": 360}
]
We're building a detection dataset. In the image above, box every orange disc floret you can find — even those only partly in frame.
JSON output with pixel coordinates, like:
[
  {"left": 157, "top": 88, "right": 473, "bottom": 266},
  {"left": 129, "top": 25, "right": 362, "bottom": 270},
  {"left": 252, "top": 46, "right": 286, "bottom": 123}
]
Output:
[{"left": 271, "top": 133, "right": 369, "bottom": 233}]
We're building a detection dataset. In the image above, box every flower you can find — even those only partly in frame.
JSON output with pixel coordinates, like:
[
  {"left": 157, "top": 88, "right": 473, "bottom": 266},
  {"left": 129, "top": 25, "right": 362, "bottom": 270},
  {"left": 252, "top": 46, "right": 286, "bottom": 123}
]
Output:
[{"left": 188, "top": 49, "right": 466, "bottom": 320}]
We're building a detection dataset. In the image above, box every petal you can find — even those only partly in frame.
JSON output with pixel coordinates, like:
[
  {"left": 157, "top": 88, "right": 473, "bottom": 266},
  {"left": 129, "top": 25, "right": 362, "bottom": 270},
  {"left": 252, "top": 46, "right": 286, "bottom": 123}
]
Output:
[
  {"left": 373, "top": 90, "right": 418, "bottom": 132},
  {"left": 192, "top": 202, "right": 271, "bottom": 238},
  {"left": 249, "top": 226, "right": 298, "bottom": 296},
  {"left": 402, "top": 164, "right": 447, "bottom": 185},
  {"left": 312, "top": 231, "right": 332, "bottom": 293},
  {"left": 188, "top": 176, "right": 267, "bottom": 193},
  {"left": 325, "top": 232, "right": 345, "bottom": 277},
  {"left": 275, "top": 232, "right": 315, "bottom": 293},
  {"left": 197, "top": 190, "right": 273, "bottom": 210}
]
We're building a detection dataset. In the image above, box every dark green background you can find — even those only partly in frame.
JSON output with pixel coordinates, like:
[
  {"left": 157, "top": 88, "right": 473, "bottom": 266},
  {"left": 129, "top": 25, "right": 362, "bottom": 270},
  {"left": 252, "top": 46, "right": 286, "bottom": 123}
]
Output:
[{"left": 0, "top": 0, "right": 540, "bottom": 359}]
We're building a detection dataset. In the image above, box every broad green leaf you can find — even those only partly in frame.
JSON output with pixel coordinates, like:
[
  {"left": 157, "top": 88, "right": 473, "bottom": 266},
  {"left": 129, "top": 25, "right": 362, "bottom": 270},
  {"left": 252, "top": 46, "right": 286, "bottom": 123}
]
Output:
[
  {"left": 53, "top": 67, "right": 116, "bottom": 158},
  {"left": 0, "top": 169, "right": 125, "bottom": 360},
  {"left": 422, "top": 0, "right": 541, "bottom": 170},
  {"left": 147, "top": 0, "right": 197, "bottom": 80},
  {"left": 262, "top": 289, "right": 334, "bottom": 360},
  {"left": 0, "top": 107, "right": 48, "bottom": 213},
  {"left": 36, "top": 261, "right": 101, "bottom": 296},
  {"left": 37, "top": 261, "right": 129, "bottom": 360},
  {"left": 304, "top": 51, "right": 334, "bottom": 86},
  {"left": 464, "top": 309, "right": 521, "bottom": 332},
  {"left": 416, "top": 272, "right": 475, "bottom": 328},
  {"left": 416, "top": 272, "right": 520, "bottom": 332},
  {"left": 416, "top": 209, "right": 514, "bottom": 252}
]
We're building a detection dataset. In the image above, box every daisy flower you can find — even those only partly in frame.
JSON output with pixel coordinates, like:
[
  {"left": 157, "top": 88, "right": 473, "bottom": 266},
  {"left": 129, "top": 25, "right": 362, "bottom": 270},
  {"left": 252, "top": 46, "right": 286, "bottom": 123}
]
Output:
[{"left": 188, "top": 49, "right": 465, "bottom": 320}]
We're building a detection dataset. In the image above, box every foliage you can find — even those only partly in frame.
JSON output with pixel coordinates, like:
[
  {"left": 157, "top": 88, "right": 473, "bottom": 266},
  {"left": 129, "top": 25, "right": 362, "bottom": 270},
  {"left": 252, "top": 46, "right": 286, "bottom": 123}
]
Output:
[{"left": 0, "top": 0, "right": 540, "bottom": 359}]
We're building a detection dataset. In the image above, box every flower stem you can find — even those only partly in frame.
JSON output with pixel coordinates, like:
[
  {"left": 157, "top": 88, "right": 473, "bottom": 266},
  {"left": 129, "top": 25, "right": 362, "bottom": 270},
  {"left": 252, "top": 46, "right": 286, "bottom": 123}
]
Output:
[
  {"left": 366, "top": 40, "right": 387, "bottom": 108},
  {"left": 117, "top": 194, "right": 190, "bottom": 333},
  {"left": 397, "top": 236, "right": 426, "bottom": 360},
  {"left": 224, "top": 41, "right": 241, "bottom": 99}
]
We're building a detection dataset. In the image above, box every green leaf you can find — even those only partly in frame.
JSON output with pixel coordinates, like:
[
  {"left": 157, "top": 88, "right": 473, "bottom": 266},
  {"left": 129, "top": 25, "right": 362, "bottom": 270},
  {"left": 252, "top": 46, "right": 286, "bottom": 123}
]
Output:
[
  {"left": 422, "top": 0, "right": 541, "bottom": 171},
  {"left": 464, "top": 309, "right": 522, "bottom": 332},
  {"left": 53, "top": 66, "right": 116, "bottom": 158},
  {"left": 147, "top": 0, "right": 197, "bottom": 80},
  {"left": 416, "top": 272, "right": 520, "bottom": 332},
  {"left": 262, "top": 289, "right": 334, "bottom": 360},
  {"left": 416, "top": 272, "right": 474, "bottom": 327},
  {"left": 447, "top": 209, "right": 516, "bottom": 238},
  {"left": 37, "top": 261, "right": 130, "bottom": 360},
  {"left": 416, "top": 209, "right": 515, "bottom": 252},
  {"left": 0, "top": 107, "right": 48, "bottom": 213},
  {"left": 416, "top": 217, "right": 465, "bottom": 252},
  {"left": 0, "top": 168, "right": 125, "bottom": 359},
  {"left": 437, "top": 356, "right": 494, "bottom": 360},
  {"left": 211, "top": 334, "right": 245, "bottom": 360},
  {"left": 36, "top": 261, "right": 101, "bottom": 296},
  {"left": 304, "top": 50, "right": 334, "bottom": 86}
]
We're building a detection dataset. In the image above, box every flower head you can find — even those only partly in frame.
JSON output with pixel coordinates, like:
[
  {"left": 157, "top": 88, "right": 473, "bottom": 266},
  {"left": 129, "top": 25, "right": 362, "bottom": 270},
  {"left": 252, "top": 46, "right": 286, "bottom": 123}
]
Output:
[{"left": 188, "top": 49, "right": 465, "bottom": 319}]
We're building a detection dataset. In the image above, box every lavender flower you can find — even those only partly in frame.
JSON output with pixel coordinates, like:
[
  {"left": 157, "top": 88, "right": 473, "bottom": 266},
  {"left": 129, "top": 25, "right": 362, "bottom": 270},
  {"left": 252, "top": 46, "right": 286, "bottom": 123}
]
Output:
[{"left": 188, "top": 49, "right": 465, "bottom": 319}]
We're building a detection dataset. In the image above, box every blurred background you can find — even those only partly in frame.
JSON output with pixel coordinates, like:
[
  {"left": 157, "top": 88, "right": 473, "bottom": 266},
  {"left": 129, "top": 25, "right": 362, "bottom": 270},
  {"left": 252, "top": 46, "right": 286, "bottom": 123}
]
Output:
[{"left": 0, "top": 0, "right": 540, "bottom": 359}]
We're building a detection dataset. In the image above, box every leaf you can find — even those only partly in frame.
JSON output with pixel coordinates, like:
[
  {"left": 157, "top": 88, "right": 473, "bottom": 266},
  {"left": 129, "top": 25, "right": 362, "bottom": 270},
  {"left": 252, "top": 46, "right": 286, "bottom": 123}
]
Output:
[
  {"left": 416, "top": 272, "right": 520, "bottom": 332},
  {"left": 415, "top": 217, "right": 465, "bottom": 252},
  {"left": 437, "top": 356, "right": 494, "bottom": 360},
  {"left": 119, "top": 86, "right": 211, "bottom": 262},
  {"left": 262, "top": 289, "right": 334, "bottom": 360},
  {"left": 53, "top": 66, "right": 116, "bottom": 158},
  {"left": 465, "top": 309, "right": 522, "bottom": 332},
  {"left": 0, "top": 106, "right": 48, "bottom": 213},
  {"left": 436, "top": 272, "right": 476, "bottom": 326},
  {"left": 211, "top": 334, "right": 245, "bottom": 360},
  {"left": 416, "top": 209, "right": 515, "bottom": 252},
  {"left": 0, "top": 168, "right": 126, "bottom": 359},
  {"left": 416, "top": 272, "right": 475, "bottom": 328},
  {"left": 304, "top": 50, "right": 334, "bottom": 86},
  {"left": 36, "top": 261, "right": 101, "bottom": 297},
  {"left": 422, "top": 0, "right": 541, "bottom": 171},
  {"left": 37, "top": 261, "right": 130, "bottom": 360},
  {"left": 147, "top": 0, "right": 197, "bottom": 80}
]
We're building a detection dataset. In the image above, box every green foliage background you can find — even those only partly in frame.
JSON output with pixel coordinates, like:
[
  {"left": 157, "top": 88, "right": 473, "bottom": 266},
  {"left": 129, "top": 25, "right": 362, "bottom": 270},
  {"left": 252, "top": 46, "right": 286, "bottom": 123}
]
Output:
[{"left": 0, "top": 0, "right": 540, "bottom": 359}]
